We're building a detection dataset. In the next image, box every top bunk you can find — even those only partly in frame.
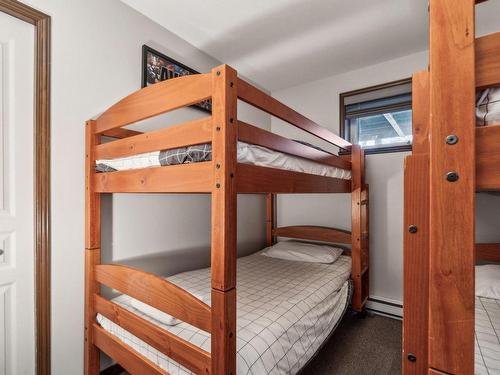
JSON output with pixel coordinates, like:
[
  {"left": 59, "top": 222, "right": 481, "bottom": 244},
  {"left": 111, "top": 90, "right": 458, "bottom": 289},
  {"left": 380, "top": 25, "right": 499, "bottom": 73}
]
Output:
[{"left": 86, "top": 65, "right": 362, "bottom": 195}]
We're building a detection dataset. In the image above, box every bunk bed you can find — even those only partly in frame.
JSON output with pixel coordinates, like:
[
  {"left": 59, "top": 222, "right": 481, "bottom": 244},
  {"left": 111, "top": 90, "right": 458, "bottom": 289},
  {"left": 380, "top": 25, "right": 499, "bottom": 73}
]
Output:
[
  {"left": 403, "top": 1, "right": 500, "bottom": 374},
  {"left": 84, "top": 65, "right": 369, "bottom": 375}
]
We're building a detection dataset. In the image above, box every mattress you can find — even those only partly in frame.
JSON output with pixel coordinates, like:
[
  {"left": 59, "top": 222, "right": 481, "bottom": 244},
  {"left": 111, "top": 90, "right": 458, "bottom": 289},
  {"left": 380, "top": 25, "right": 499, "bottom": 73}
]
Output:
[
  {"left": 97, "top": 253, "right": 353, "bottom": 375},
  {"left": 475, "top": 296, "right": 500, "bottom": 374},
  {"left": 96, "top": 141, "right": 352, "bottom": 180}
]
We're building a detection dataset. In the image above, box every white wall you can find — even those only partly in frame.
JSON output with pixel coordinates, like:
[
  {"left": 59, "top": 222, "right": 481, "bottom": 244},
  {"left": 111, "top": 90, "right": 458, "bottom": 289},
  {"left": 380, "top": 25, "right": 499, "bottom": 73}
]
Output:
[{"left": 20, "top": 0, "right": 269, "bottom": 373}]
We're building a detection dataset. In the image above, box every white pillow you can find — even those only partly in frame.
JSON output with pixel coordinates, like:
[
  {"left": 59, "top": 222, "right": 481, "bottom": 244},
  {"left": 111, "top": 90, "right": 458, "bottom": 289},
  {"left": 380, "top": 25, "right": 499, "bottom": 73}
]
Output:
[
  {"left": 475, "top": 264, "right": 500, "bottom": 299},
  {"left": 262, "top": 241, "right": 344, "bottom": 264},
  {"left": 130, "top": 291, "right": 209, "bottom": 326}
]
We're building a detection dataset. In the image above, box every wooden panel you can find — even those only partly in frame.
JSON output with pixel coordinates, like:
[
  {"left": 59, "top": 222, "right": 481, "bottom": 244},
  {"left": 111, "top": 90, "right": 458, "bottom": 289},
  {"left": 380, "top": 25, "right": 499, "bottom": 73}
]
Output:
[
  {"left": 85, "top": 120, "right": 100, "bottom": 375},
  {"left": 476, "top": 32, "right": 500, "bottom": 88},
  {"left": 210, "top": 65, "right": 238, "bottom": 375},
  {"left": 93, "top": 324, "right": 168, "bottom": 375},
  {"left": 211, "top": 65, "right": 238, "bottom": 291},
  {"left": 428, "top": 1, "right": 475, "bottom": 373},
  {"left": 350, "top": 145, "right": 365, "bottom": 311},
  {"left": 85, "top": 120, "right": 100, "bottom": 249},
  {"left": 94, "top": 162, "right": 213, "bottom": 193},
  {"left": 403, "top": 155, "right": 430, "bottom": 375},
  {"left": 237, "top": 77, "right": 352, "bottom": 150},
  {"left": 476, "top": 124, "right": 500, "bottom": 190},
  {"left": 266, "top": 194, "right": 276, "bottom": 246},
  {"left": 238, "top": 121, "right": 351, "bottom": 170},
  {"left": 411, "top": 71, "right": 430, "bottom": 155},
  {"left": 95, "top": 264, "right": 212, "bottom": 333},
  {"left": 95, "top": 73, "right": 212, "bottom": 134},
  {"left": 85, "top": 249, "right": 100, "bottom": 375},
  {"left": 95, "top": 295, "right": 211, "bottom": 374},
  {"left": 476, "top": 243, "right": 500, "bottom": 262},
  {"left": 273, "top": 225, "right": 352, "bottom": 244},
  {"left": 211, "top": 289, "right": 236, "bottom": 375},
  {"left": 236, "top": 164, "right": 351, "bottom": 193},
  {"left": 102, "top": 128, "right": 142, "bottom": 139},
  {"left": 95, "top": 117, "right": 212, "bottom": 160}
]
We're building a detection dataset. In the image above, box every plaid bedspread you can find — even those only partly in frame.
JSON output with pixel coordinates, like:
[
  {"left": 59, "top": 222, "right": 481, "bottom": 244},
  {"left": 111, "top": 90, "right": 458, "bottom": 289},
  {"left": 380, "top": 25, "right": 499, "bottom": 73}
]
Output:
[
  {"left": 97, "top": 253, "right": 352, "bottom": 375},
  {"left": 475, "top": 296, "right": 500, "bottom": 374}
]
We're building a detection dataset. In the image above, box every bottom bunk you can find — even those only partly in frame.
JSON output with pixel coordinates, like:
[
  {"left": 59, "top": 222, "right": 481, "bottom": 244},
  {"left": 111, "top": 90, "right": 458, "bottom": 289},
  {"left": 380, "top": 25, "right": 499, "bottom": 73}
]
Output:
[
  {"left": 475, "top": 265, "right": 500, "bottom": 375},
  {"left": 96, "top": 248, "right": 353, "bottom": 375}
]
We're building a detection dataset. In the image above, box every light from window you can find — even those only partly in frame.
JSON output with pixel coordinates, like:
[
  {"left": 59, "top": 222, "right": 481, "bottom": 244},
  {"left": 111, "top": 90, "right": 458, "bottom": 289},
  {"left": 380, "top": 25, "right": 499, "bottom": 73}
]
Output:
[{"left": 341, "top": 79, "right": 412, "bottom": 154}]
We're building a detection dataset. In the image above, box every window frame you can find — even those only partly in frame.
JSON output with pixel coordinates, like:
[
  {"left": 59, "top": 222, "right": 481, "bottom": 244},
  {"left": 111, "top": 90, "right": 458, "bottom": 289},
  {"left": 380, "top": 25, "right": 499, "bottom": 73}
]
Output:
[{"left": 339, "top": 77, "right": 413, "bottom": 155}]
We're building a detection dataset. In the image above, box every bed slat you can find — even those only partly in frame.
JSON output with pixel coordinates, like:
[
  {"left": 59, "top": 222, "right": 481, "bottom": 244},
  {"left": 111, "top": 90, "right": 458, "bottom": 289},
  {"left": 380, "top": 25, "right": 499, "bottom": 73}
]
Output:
[
  {"left": 476, "top": 243, "right": 500, "bottom": 262},
  {"left": 476, "top": 124, "right": 500, "bottom": 190},
  {"left": 94, "top": 162, "right": 213, "bottom": 193},
  {"left": 272, "top": 225, "right": 351, "bottom": 244},
  {"left": 93, "top": 324, "right": 169, "bottom": 375},
  {"left": 237, "top": 78, "right": 351, "bottom": 150},
  {"left": 95, "top": 117, "right": 212, "bottom": 160},
  {"left": 95, "top": 295, "right": 211, "bottom": 374},
  {"left": 476, "top": 32, "right": 500, "bottom": 88},
  {"left": 95, "top": 73, "right": 212, "bottom": 134},
  {"left": 95, "top": 264, "right": 212, "bottom": 333},
  {"left": 236, "top": 163, "right": 351, "bottom": 193},
  {"left": 238, "top": 121, "right": 351, "bottom": 170}
]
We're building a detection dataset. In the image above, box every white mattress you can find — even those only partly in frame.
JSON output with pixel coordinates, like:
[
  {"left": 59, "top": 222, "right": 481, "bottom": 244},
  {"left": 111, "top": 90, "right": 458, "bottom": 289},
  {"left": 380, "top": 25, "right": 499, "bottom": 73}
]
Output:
[
  {"left": 97, "top": 141, "right": 352, "bottom": 180},
  {"left": 97, "top": 253, "right": 352, "bottom": 375},
  {"left": 477, "top": 88, "right": 500, "bottom": 126},
  {"left": 475, "top": 296, "right": 500, "bottom": 374}
]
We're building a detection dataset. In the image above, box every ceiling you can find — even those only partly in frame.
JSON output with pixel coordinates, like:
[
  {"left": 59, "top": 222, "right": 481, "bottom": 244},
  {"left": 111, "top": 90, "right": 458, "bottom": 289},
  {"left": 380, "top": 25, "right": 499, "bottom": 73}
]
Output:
[{"left": 122, "top": 0, "right": 500, "bottom": 91}]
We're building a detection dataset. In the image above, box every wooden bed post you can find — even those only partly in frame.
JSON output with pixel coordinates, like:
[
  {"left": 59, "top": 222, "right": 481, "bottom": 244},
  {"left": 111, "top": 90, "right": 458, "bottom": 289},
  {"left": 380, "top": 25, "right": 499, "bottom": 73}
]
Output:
[
  {"left": 211, "top": 65, "right": 238, "bottom": 375},
  {"left": 351, "top": 145, "right": 367, "bottom": 311},
  {"left": 402, "top": 70, "right": 430, "bottom": 374},
  {"left": 266, "top": 194, "right": 276, "bottom": 246},
  {"left": 85, "top": 120, "right": 101, "bottom": 375},
  {"left": 428, "top": 0, "right": 476, "bottom": 373}
]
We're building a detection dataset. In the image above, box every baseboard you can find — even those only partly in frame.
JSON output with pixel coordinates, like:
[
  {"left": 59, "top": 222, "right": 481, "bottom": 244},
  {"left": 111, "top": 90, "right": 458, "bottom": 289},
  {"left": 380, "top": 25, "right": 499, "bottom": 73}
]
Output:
[{"left": 365, "top": 296, "right": 402, "bottom": 320}]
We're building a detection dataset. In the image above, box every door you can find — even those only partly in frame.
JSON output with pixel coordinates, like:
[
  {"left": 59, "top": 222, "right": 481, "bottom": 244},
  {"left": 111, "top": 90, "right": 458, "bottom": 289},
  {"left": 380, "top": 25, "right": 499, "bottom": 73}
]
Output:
[{"left": 0, "top": 11, "right": 35, "bottom": 375}]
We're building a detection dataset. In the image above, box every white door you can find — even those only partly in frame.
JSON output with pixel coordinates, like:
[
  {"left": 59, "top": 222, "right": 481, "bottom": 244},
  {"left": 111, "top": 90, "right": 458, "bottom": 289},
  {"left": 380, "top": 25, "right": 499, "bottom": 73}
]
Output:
[{"left": 0, "top": 11, "right": 35, "bottom": 375}]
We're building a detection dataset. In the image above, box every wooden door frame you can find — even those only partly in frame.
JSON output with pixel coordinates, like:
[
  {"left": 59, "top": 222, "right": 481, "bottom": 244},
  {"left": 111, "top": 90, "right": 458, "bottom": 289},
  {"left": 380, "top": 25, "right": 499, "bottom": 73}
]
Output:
[{"left": 0, "top": 1, "right": 51, "bottom": 374}]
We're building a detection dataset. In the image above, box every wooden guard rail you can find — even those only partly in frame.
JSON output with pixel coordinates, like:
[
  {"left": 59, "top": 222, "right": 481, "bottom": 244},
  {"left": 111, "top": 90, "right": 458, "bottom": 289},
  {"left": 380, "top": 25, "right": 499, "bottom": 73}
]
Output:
[
  {"left": 273, "top": 225, "right": 352, "bottom": 244},
  {"left": 93, "top": 265, "right": 212, "bottom": 374},
  {"left": 476, "top": 243, "right": 500, "bottom": 262},
  {"left": 94, "top": 264, "right": 211, "bottom": 332}
]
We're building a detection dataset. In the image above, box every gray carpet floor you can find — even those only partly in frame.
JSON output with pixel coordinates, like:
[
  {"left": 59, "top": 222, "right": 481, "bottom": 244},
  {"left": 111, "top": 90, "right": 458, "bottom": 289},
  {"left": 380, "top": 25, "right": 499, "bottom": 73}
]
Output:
[
  {"left": 300, "top": 312, "right": 402, "bottom": 375},
  {"left": 105, "top": 312, "right": 402, "bottom": 375}
]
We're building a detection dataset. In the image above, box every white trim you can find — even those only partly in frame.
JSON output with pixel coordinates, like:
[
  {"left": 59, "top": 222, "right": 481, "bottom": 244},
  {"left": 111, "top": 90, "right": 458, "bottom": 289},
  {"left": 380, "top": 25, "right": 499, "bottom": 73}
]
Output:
[{"left": 366, "top": 295, "right": 402, "bottom": 319}]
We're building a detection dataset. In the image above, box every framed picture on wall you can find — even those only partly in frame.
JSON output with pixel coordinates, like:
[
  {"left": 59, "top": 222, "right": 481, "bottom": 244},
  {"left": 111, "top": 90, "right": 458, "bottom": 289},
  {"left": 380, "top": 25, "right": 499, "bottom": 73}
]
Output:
[{"left": 141, "top": 45, "right": 212, "bottom": 112}]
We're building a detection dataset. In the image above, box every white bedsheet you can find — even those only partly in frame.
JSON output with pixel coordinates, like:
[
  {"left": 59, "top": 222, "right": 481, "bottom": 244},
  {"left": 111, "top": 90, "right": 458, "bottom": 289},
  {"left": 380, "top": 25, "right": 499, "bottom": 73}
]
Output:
[
  {"left": 96, "top": 141, "right": 352, "bottom": 180},
  {"left": 97, "top": 253, "right": 352, "bottom": 375},
  {"left": 475, "top": 296, "right": 500, "bottom": 375}
]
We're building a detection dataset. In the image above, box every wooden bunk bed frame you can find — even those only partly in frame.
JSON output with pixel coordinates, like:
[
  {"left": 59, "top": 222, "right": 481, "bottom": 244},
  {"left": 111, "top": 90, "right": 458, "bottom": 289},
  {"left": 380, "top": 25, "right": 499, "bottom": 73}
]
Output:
[
  {"left": 403, "top": 0, "right": 500, "bottom": 374},
  {"left": 85, "top": 65, "right": 368, "bottom": 375}
]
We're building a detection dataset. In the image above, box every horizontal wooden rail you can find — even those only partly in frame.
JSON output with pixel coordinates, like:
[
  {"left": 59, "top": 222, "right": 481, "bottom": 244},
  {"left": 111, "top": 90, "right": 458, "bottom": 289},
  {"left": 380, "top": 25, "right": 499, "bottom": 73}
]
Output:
[
  {"left": 94, "top": 162, "right": 213, "bottom": 193},
  {"left": 237, "top": 78, "right": 352, "bottom": 150},
  {"left": 95, "top": 295, "right": 211, "bottom": 374},
  {"left": 476, "top": 243, "right": 500, "bottom": 262},
  {"left": 476, "top": 32, "right": 500, "bottom": 88},
  {"left": 95, "top": 117, "right": 212, "bottom": 160},
  {"left": 476, "top": 124, "right": 500, "bottom": 190},
  {"left": 236, "top": 163, "right": 351, "bottom": 193},
  {"left": 95, "top": 264, "right": 212, "bottom": 332},
  {"left": 238, "top": 121, "right": 351, "bottom": 170},
  {"left": 102, "top": 128, "right": 142, "bottom": 139},
  {"left": 95, "top": 73, "right": 212, "bottom": 134},
  {"left": 273, "top": 225, "right": 352, "bottom": 244},
  {"left": 93, "top": 324, "right": 168, "bottom": 375}
]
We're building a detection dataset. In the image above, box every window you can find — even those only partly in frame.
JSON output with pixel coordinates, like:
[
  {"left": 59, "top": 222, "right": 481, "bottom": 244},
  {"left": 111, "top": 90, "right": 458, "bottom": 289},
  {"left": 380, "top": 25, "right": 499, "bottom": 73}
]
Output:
[{"left": 340, "top": 78, "right": 412, "bottom": 154}]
